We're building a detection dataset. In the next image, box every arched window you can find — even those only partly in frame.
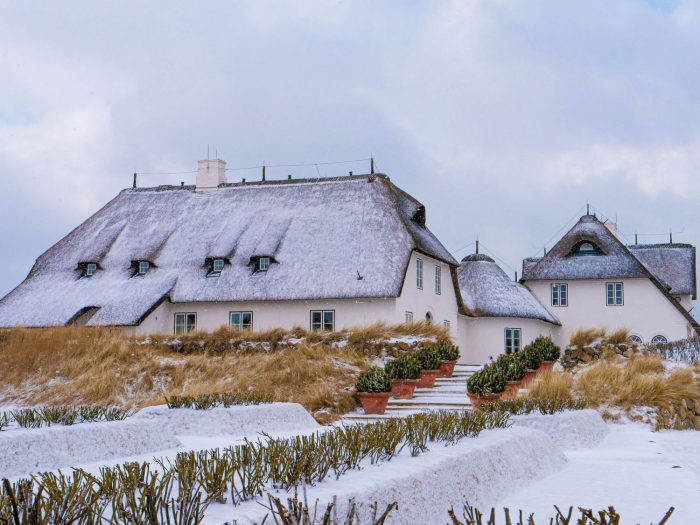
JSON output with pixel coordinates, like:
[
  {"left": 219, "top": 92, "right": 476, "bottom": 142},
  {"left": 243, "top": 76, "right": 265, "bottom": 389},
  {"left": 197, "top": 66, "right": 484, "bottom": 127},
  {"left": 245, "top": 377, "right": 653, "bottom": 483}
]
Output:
[
  {"left": 570, "top": 241, "right": 602, "bottom": 256},
  {"left": 630, "top": 334, "right": 643, "bottom": 345},
  {"left": 651, "top": 335, "right": 668, "bottom": 344},
  {"left": 425, "top": 312, "right": 433, "bottom": 323}
]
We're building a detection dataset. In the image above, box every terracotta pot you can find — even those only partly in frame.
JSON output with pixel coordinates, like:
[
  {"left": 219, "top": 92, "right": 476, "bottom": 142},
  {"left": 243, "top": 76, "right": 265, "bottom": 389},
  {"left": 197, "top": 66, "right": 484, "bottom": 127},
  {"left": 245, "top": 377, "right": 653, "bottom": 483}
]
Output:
[
  {"left": 417, "top": 369, "right": 440, "bottom": 388},
  {"left": 391, "top": 379, "right": 418, "bottom": 399},
  {"left": 522, "top": 369, "right": 538, "bottom": 386},
  {"left": 467, "top": 392, "right": 501, "bottom": 409},
  {"left": 502, "top": 380, "right": 522, "bottom": 399},
  {"left": 438, "top": 360, "right": 457, "bottom": 378},
  {"left": 358, "top": 392, "right": 391, "bottom": 415},
  {"left": 538, "top": 361, "right": 555, "bottom": 376}
]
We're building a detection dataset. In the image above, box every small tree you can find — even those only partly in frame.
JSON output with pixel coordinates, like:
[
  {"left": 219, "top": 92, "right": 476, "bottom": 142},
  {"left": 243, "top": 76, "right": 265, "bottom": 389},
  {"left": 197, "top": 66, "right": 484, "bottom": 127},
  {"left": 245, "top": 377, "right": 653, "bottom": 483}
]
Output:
[
  {"left": 385, "top": 355, "right": 422, "bottom": 380},
  {"left": 356, "top": 368, "right": 392, "bottom": 393}
]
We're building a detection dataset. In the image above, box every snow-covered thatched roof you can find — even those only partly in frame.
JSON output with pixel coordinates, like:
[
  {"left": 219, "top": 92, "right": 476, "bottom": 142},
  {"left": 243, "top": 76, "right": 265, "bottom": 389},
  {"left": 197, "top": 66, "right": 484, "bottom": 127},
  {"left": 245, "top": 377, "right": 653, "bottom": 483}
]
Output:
[
  {"left": 457, "top": 253, "right": 560, "bottom": 325},
  {"left": 0, "top": 174, "right": 456, "bottom": 328},
  {"left": 522, "top": 214, "right": 698, "bottom": 330}
]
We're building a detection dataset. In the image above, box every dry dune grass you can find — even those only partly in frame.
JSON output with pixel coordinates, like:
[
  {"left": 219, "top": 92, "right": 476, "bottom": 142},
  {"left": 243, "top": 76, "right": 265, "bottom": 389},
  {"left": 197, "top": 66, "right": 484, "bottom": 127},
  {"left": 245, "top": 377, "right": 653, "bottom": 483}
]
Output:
[
  {"left": 569, "top": 328, "right": 607, "bottom": 348},
  {"left": 0, "top": 325, "right": 397, "bottom": 423},
  {"left": 606, "top": 328, "right": 631, "bottom": 345},
  {"left": 526, "top": 371, "right": 573, "bottom": 400}
]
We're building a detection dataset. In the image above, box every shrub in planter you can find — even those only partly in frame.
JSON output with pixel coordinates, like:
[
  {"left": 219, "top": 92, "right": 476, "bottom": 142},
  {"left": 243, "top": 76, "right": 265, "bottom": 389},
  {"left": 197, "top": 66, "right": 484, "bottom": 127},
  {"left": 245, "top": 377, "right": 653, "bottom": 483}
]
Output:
[
  {"left": 531, "top": 336, "right": 561, "bottom": 373},
  {"left": 495, "top": 353, "right": 526, "bottom": 398},
  {"left": 413, "top": 347, "right": 442, "bottom": 388},
  {"left": 434, "top": 341, "right": 461, "bottom": 377},
  {"left": 518, "top": 343, "right": 544, "bottom": 371},
  {"left": 385, "top": 356, "right": 421, "bottom": 399},
  {"left": 467, "top": 363, "right": 506, "bottom": 407},
  {"left": 356, "top": 367, "right": 392, "bottom": 414}
]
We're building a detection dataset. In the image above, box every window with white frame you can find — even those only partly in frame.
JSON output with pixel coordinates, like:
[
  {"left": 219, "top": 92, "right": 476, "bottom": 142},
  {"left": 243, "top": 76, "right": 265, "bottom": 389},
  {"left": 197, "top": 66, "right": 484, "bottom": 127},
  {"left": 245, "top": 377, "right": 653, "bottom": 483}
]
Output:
[
  {"left": 137, "top": 261, "right": 150, "bottom": 275},
  {"left": 504, "top": 328, "right": 521, "bottom": 354},
  {"left": 551, "top": 283, "right": 568, "bottom": 307},
  {"left": 229, "top": 311, "right": 253, "bottom": 330},
  {"left": 443, "top": 320, "right": 450, "bottom": 330},
  {"left": 434, "top": 265, "right": 442, "bottom": 294},
  {"left": 83, "top": 263, "right": 98, "bottom": 278},
  {"left": 630, "top": 334, "right": 643, "bottom": 344},
  {"left": 174, "top": 312, "right": 196, "bottom": 334},
  {"left": 651, "top": 334, "right": 668, "bottom": 344},
  {"left": 311, "top": 310, "right": 335, "bottom": 332},
  {"left": 606, "top": 282, "right": 624, "bottom": 306},
  {"left": 212, "top": 258, "right": 225, "bottom": 273},
  {"left": 405, "top": 311, "right": 414, "bottom": 323},
  {"left": 416, "top": 258, "right": 423, "bottom": 289},
  {"left": 257, "top": 257, "right": 270, "bottom": 272}
]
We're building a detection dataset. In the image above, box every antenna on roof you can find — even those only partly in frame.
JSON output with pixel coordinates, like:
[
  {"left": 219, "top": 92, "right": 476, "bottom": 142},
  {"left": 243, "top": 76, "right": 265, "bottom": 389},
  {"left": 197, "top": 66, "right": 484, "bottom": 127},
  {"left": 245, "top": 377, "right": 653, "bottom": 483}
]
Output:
[
  {"left": 132, "top": 173, "right": 137, "bottom": 189},
  {"left": 370, "top": 157, "right": 375, "bottom": 174},
  {"left": 475, "top": 239, "right": 479, "bottom": 254},
  {"left": 207, "top": 144, "right": 210, "bottom": 160},
  {"left": 635, "top": 232, "right": 638, "bottom": 245},
  {"left": 586, "top": 202, "right": 590, "bottom": 215},
  {"left": 262, "top": 164, "right": 266, "bottom": 182},
  {"left": 544, "top": 246, "right": 547, "bottom": 255},
  {"left": 670, "top": 231, "right": 673, "bottom": 243},
  {"left": 514, "top": 271, "right": 518, "bottom": 282}
]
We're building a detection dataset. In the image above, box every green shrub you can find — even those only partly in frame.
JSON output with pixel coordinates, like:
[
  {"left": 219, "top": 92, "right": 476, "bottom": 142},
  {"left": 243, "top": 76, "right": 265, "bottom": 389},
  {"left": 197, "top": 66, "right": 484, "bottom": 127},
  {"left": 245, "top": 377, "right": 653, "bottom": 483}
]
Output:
[
  {"left": 434, "top": 341, "right": 460, "bottom": 362},
  {"left": 467, "top": 363, "right": 506, "bottom": 396},
  {"left": 495, "top": 353, "right": 526, "bottom": 382},
  {"left": 531, "top": 336, "right": 561, "bottom": 361},
  {"left": 518, "top": 342, "right": 544, "bottom": 370},
  {"left": 356, "top": 367, "right": 392, "bottom": 393},
  {"left": 413, "top": 346, "right": 442, "bottom": 370},
  {"left": 384, "top": 356, "right": 421, "bottom": 380}
]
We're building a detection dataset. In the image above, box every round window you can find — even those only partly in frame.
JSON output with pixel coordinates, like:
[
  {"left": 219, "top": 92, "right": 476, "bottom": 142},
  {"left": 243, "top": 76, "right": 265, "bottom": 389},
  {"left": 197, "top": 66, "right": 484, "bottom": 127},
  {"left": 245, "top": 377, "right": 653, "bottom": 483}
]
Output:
[
  {"left": 629, "top": 334, "right": 643, "bottom": 345},
  {"left": 651, "top": 335, "right": 668, "bottom": 344}
]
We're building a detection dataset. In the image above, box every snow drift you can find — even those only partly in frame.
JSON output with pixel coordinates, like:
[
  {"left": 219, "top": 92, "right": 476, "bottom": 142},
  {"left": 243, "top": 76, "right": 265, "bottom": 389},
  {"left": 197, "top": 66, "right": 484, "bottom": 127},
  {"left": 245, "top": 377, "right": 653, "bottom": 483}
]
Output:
[{"left": 512, "top": 409, "right": 609, "bottom": 450}]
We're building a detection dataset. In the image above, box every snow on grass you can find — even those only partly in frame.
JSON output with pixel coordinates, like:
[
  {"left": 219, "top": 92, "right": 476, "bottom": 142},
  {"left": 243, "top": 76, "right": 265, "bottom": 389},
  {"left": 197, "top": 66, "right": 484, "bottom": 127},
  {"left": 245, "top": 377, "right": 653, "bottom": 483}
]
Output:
[
  {"left": 204, "top": 426, "right": 568, "bottom": 525},
  {"left": 512, "top": 409, "right": 609, "bottom": 450},
  {"left": 494, "top": 422, "right": 700, "bottom": 523}
]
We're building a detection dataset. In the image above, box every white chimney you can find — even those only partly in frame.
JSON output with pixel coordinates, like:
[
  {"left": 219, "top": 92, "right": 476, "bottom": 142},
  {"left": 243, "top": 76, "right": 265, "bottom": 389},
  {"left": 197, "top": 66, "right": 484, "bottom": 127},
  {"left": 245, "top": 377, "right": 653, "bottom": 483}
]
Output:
[
  {"left": 196, "top": 158, "right": 227, "bottom": 191},
  {"left": 606, "top": 221, "right": 619, "bottom": 239}
]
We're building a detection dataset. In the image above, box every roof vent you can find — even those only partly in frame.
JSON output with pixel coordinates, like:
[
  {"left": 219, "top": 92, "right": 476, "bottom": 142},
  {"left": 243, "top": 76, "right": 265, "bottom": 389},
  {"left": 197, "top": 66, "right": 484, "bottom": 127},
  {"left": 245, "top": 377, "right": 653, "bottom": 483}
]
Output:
[{"left": 196, "top": 158, "right": 227, "bottom": 191}]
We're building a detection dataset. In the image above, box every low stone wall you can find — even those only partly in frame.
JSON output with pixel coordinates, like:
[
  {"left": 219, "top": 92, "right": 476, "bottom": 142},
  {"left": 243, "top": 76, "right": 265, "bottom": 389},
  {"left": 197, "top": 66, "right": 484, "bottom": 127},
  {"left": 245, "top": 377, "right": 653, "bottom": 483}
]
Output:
[{"left": 512, "top": 409, "right": 609, "bottom": 449}]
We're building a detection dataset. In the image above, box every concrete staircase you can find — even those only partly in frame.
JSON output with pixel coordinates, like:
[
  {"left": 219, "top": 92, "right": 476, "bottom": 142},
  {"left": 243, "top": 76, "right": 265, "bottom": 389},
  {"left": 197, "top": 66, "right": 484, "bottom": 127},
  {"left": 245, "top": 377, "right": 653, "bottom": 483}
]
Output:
[{"left": 341, "top": 363, "right": 480, "bottom": 423}]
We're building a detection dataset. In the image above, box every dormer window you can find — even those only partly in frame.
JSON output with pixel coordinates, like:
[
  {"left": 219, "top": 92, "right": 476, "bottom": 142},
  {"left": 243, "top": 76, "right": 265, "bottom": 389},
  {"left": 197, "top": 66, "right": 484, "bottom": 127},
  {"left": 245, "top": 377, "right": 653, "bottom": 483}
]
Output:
[
  {"left": 258, "top": 257, "right": 270, "bottom": 272},
  {"left": 137, "top": 261, "right": 150, "bottom": 275},
  {"left": 82, "top": 263, "right": 98, "bottom": 278},
  {"left": 571, "top": 241, "right": 602, "bottom": 256},
  {"left": 213, "top": 258, "right": 225, "bottom": 273}
]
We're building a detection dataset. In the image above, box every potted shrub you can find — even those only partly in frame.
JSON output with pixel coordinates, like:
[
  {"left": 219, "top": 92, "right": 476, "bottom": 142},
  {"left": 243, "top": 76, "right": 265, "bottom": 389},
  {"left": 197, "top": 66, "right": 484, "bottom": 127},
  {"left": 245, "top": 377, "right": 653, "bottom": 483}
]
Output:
[
  {"left": 495, "top": 353, "right": 526, "bottom": 399},
  {"left": 385, "top": 355, "right": 421, "bottom": 399},
  {"left": 413, "top": 346, "right": 442, "bottom": 388},
  {"left": 466, "top": 362, "right": 506, "bottom": 408},
  {"left": 435, "top": 341, "right": 461, "bottom": 377},
  {"left": 356, "top": 367, "right": 392, "bottom": 415},
  {"left": 532, "top": 336, "right": 561, "bottom": 374},
  {"left": 517, "top": 343, "right": 544, "bottom": 386}
]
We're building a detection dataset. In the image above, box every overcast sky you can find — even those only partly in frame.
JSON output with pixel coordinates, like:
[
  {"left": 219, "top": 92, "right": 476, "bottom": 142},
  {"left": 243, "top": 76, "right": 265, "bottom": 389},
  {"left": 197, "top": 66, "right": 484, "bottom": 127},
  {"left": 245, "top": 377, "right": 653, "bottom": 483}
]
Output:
[{"left": 1, "top": 0, "right": 699, "bottom": 297}]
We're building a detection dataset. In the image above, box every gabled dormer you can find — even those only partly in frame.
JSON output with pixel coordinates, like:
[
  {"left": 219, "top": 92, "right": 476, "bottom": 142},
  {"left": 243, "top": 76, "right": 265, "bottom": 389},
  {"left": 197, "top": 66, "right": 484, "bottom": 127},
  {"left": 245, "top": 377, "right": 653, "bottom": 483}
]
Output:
[
  {"left": 205, "top": 257, "right": 228, "bottom": 277},
  {"left": 250, "top": 255, "right": 276, "bottom": 273},
  {"left": 77, "top": 261, "right": 100, "bottom": 278},
  {"left": 131, "top": 260, "right": 155, "bottom": 276}
]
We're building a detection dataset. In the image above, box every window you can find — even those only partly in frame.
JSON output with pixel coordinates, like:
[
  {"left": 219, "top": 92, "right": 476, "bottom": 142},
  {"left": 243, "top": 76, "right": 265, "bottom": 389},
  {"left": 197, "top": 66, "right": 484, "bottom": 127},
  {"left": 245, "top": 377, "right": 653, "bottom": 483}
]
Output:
[
  {"left": 551, "top": 283, "right": 568, "bottom": 307},
  {"left": 434, "top": 266, "right": 442, "bottom": 295},
  {"left": 504, "top": 328, "right": 521, "bottom": 354},
  {"left": 174, "top": 313, "right": 196, "bottom": 334},
  {"left": 444, "top": 320, "right": 450, "bottom": 330},
  {"left": 257, "top": 257, "right": 270, "bottom": 272},
  {"left": 83, "top": 263, "right": 98, "bottom": 278},
  {"left": 651, "top": 334, "right": 668, "bottom": 344},
  {"left": 229, "top": 311, "right": 253, "bottom": 330},
  {"left": 212, "top": 258, "right": 225, "bottom": 273},
  {"left": 405, "top": 311, "right": 414, "bottom": 323},
  {"left": 606, "top": 282, "right": 624, "bottom": 306},
  {"left": 572, "top": 241, "right": 602, "bottom": 256},
  {"left": 311, "top": 310, "right": 335, "bottom": 332},
  {"left": 425, "top": 311, "right": 433, "bottom": 323},
  {"left": 137, "top": 261, "right": 150, "bottom": 275},
  {"left": 416, "top": 258, "right": 423, "bottom": 289},
  {"left": 630, "top": 334, "right": 643, "bottom": 345}
]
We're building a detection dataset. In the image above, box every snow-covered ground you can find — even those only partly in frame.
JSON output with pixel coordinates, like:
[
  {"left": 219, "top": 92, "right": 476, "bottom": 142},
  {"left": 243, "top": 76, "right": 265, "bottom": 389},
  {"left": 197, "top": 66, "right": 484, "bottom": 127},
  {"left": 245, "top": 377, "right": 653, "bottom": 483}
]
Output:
[{"left": 495, "top": 422, "right": 700, "bottom": 523}]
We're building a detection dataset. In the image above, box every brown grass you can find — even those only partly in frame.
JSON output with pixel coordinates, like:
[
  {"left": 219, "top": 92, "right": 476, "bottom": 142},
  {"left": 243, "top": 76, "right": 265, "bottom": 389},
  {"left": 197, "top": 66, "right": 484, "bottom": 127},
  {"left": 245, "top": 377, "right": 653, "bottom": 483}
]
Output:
[
  {"left": 569, "top": 328, "right": 607, "bottom": 348},
  {"left": 606, "top": 328, "right": 631, "bottom": 345},
  {"left": 526, "top": 371, "right": 573, "bottom": 400},
  {"left": 0, "top": 326, "right": 401, "bottom": 423}
]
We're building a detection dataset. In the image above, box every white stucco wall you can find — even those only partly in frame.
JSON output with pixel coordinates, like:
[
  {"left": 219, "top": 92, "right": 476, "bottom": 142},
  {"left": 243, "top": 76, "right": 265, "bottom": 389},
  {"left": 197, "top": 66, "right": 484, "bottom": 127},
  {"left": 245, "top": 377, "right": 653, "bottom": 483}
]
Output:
[
  {"left": 133, "top": 297, "right": 396, "bottom": 335},
  {"left": 526, "top": 278, "right": 694, "bottom": 346},
  {"left": 456, "top": 315, "right": 557, "bottom": 365},
  {"left": 394, "top": 251, "right": 460, "bottom": 339}
]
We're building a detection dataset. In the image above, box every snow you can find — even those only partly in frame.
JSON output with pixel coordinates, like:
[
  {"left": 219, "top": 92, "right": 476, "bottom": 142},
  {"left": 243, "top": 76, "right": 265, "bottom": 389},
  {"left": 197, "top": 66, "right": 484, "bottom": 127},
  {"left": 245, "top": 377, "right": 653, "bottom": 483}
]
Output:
[
  {"left": 495, "top": 423, "right": 700, "bottom": 523},
  {"left": 0, "top": 403, "right": 318, "bottom": 478},
  {"left": 206, "top": 426, "right": 568, "bottom": 524},
  {"left": 0, "top": 175, "right": 456, "bottom": 328},
  {"left": 131, "top": 402, "right": 319, "bottom": 437},
  {"left": 512, "top": 409, "right": 609, "bottom": 450}
]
